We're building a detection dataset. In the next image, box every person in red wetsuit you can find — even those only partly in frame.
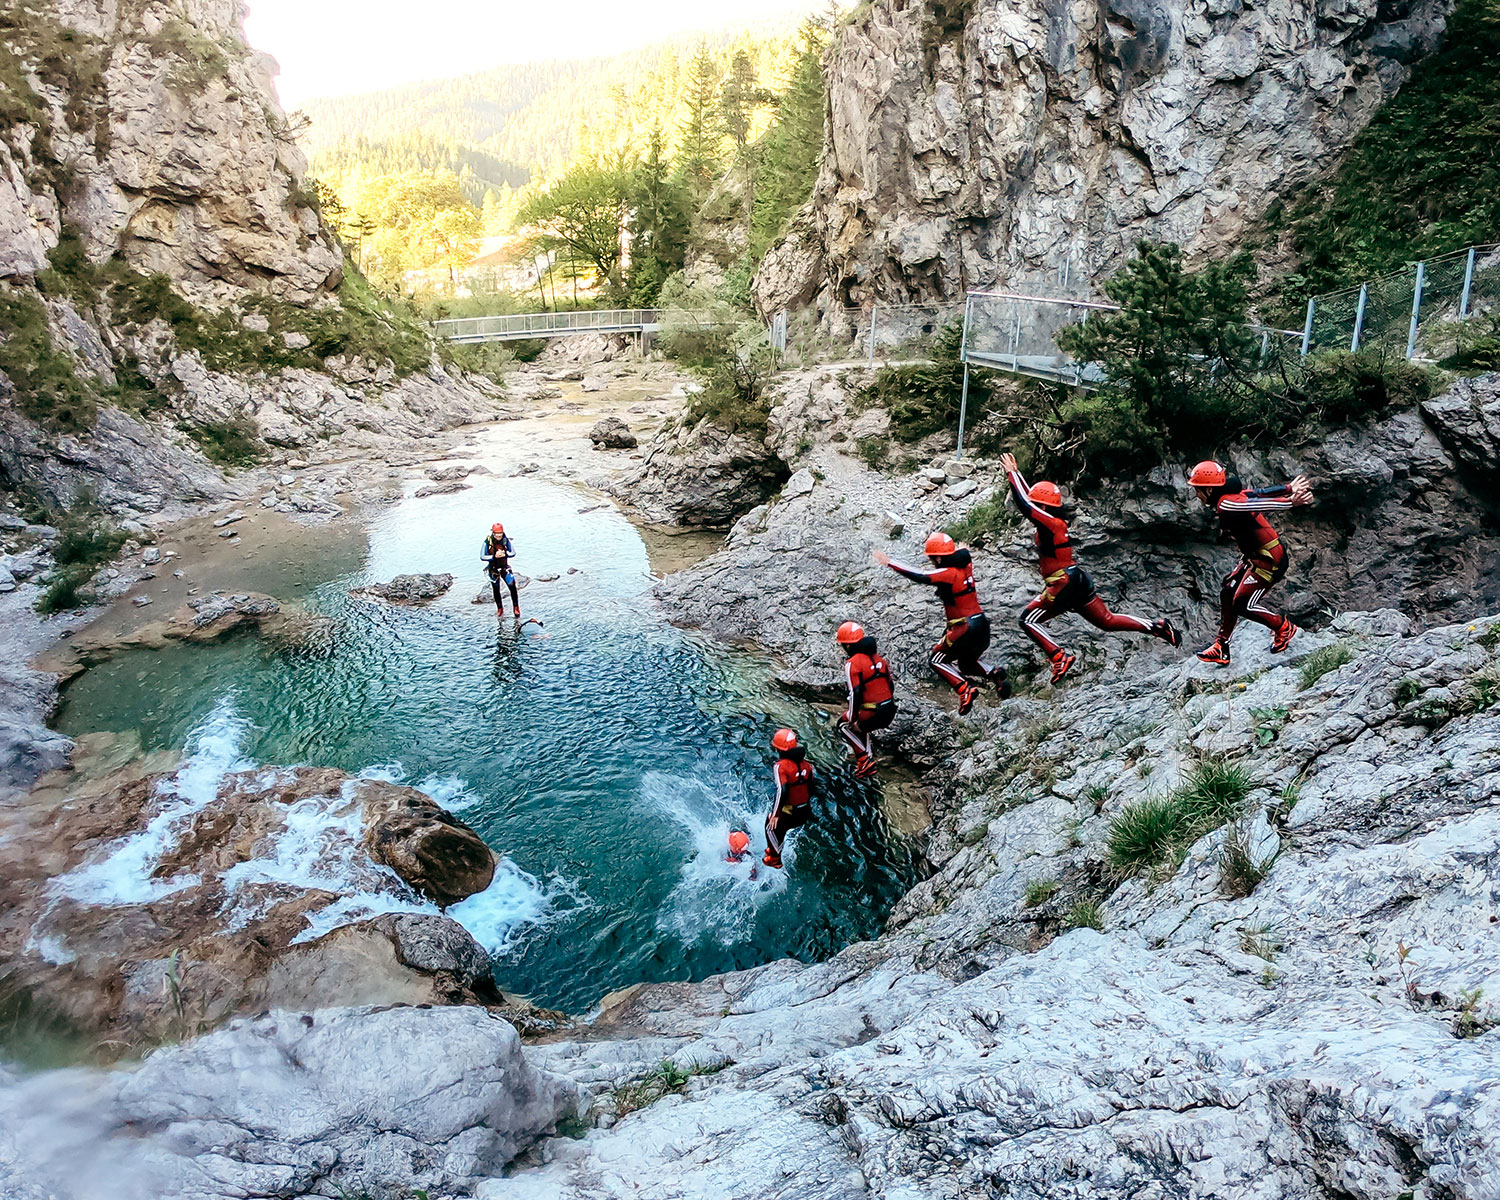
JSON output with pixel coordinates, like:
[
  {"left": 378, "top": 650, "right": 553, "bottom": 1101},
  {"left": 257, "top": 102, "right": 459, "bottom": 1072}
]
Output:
[
  {"left": 764, "top": 728, "right": 815, "bottom": 869},
  {"left": 873, "top": 535, "right": 1009, "bottom": 715},
  {"left": 834, "top": 621, "right": 897, "bottom": 778},
  {"left": 1189, "top": 460, "right": 1315, "bottom": 665},
  {"left": 1001, "top": 453, "right": 1180, "bottom": 683}
]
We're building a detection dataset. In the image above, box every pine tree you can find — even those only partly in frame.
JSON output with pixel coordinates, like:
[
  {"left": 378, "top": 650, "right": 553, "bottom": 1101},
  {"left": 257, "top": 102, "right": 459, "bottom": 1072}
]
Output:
[
  {"left": 677, "top": 42, "right": 724, "bottom": 198},
  {"left": 749, "top": 19, "right": 829, "bottom": 259},
  {"left": 628, "top": 125, "right": 689, "bottom": 303},
  {"left": 719, "top": 51, "right": 772, "bottom": 153}
]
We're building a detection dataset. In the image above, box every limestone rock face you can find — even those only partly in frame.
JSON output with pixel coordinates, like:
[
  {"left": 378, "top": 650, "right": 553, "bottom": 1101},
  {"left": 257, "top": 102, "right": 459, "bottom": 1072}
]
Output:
[
  {"left": 1422, "top": 371, "right": 1500, "bottom": 483},
  {"left": 610, "top": 415, "right": 790, "bottom": 527},
  {"left": 0, "top": 1005, "right": 582, "bottom": 1200},
  {"left": 755, "top": 0, "right": 1454, "bottom": 312},
  {"left": 0, "top": 0, "right": 339, "bottom": 305}
]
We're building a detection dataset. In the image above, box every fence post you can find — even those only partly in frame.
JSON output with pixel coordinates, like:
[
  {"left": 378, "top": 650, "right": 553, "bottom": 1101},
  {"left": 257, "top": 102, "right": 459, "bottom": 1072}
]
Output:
[
  {"left": 868, "top": 304, "right": 878, "bottom": 370},
  {"left": 1351, "top": 283, "right": 1368, "bottom": 353},
  {"left": 1459, "top": 246, "right": 1477, "bottom": 319},
  {"left": 1300, "top": 299, "right": 1315, "bottom": 356},
  {"left": 956, "top": 296, "right": 973, "bottom": 461},
  {"left": 1405, "top": 261, "right": 1426, "bottom": 360}
]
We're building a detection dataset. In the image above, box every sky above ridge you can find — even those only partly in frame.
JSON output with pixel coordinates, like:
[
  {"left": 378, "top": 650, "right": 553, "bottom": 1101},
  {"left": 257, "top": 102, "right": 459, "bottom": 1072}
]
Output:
[{"left": 244, "top": 0, "right": 821, "bottom": 109}]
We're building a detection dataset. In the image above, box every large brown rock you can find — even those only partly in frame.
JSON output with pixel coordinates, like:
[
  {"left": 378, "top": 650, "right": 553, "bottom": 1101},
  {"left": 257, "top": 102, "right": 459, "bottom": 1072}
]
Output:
[{"left": 358, "top": 780, "right": 497, "bottom": 906}]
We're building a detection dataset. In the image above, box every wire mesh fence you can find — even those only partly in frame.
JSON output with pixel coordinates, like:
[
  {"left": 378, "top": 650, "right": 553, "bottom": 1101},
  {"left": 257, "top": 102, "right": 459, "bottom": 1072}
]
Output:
[
  {"left": 1303, "top": 243, "right": 1500, "bottom": 361},
  {"left": 770, "top": 302, "right": 967, "bottom": 369},
  {"left": 959, "top": 292, "right": 1305, "bottom": 385}
]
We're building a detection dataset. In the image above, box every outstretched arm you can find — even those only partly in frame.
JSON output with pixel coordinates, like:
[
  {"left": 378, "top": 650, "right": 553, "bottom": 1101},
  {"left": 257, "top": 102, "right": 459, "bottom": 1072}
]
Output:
[
  {"left": 1002, "top": 451, "right": 1066, "bottom": 536},
  {"left": 872, "top": 548, "right": 942, "bottom": 585}
]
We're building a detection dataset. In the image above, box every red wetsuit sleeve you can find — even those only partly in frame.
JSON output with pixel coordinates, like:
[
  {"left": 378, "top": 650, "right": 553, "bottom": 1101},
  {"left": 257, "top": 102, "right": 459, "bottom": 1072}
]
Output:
[
  {"left": 886, "top": 559, "right": 942, "bottom": 586},
  {"left": 846, "top": 657, "right": 864, "bottom": 714}
]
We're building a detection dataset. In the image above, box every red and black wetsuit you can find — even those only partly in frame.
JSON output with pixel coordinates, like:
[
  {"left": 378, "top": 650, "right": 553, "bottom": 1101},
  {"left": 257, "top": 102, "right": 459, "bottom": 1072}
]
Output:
[
  {"left": 885, "top": 551, "right": 990, "bottom": 691},
  {"left": 1006, "top": 467, "right": 1157, "bottom": 658},
  {"left": 1211, "top": 482, "right": 1294, "bottom": 642},
  {"left": 839, "top": 637, "right": 897, "bottom": 758},
  {"left": 482, "top": 533, "right": 519, "bottom": 614},
  {"left": 765, "top": 752, "right": 815, "bottom": 865}
]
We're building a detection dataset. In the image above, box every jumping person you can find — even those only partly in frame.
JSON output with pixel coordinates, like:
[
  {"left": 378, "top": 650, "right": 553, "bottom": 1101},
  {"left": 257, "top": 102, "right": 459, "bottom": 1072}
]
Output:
[
  {"left": 481, "top": 522, "right": 520, "bottom": 620},
  {"left": 763, "top": 728, "right": 815, "bottom": 870},
  {"left": 1001, "top": 453, "right": 1180, "bottom": 683},
  {"left": 835, "top": 621, "right": 897, "bottom": 778},
  {"left": 1188, "top": 460, "right": 1314, "bottom": 665},
  {"left": 873, "top": 537, "right": 1008, "bottom": 715}
]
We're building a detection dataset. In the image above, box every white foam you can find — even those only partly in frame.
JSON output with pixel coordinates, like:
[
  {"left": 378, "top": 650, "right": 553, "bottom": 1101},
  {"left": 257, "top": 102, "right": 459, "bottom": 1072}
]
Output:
[
  {"left": 643, "top": 769, "right": 787, "bottom": 947},
  {"left": 415, "top": 773, "right": 484, "bottom": 813},
  {"left": 53, "top": 700, "right": 254, "bottom": 907},
  {"left": 448, "top": 861, "right": 580, "bottom": 955}
]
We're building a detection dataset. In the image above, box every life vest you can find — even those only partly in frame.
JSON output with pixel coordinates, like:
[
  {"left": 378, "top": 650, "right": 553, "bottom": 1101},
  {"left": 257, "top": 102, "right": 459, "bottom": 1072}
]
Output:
[
  {"left": 484, "top": 535, "right": 512, "bottom": 574},
  {"left": 935, "top": 558, "right": 983, "bottom": 623},
  {"left": 850, "top": 653, "right": 894, "bottom": 708},
  {"left": 1034, "top": 521, "right": 1075, "bottom": 585},
  {"left": 777, "top": 757, "right": 813, "bottom": 808}
]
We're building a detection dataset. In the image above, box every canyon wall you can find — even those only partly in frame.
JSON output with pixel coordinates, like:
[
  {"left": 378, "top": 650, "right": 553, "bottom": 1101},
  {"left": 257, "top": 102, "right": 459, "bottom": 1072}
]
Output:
[{"left": 754, "top": 0, "right": 1454, "bottom": 314}]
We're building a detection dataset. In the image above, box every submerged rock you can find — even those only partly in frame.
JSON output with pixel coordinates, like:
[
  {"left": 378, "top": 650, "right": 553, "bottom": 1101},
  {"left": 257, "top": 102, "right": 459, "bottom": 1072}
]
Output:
[
  {"left": 0, "top": 1005, "right": 583, "bottom": 1200},
  {"left": 352, "top": 573, "right": 454, "bottom": 604}
]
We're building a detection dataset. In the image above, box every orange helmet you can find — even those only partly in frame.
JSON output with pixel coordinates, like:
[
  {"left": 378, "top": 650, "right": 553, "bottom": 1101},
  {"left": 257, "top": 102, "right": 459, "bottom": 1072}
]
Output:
[
  {"left": 836, "top": 621, "right": 865, "bottom": 645},
  {"left": 771, "top": 728, "right": 800, "bottom": 753},
  {"left": 924, "top": 532, "right": 957, "bottom": 557},
  {"left": 491, "top": 522, "right": 505, "bottom": 534},
  {"left": 1188, "top": 461, "right": 1226, "bottom": 488},
  {"left": 728, "top": 830, "right": 750, "bottom": 856},
  {"left": 1028, "top": 481, "right": 1063, "bottom": 507}
]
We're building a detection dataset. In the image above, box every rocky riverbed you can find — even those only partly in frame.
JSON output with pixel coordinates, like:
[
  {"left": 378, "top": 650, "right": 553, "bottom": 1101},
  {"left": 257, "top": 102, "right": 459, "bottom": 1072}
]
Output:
[{"left": 3, "top": 361, "right": 1500, "bottom": 1200}]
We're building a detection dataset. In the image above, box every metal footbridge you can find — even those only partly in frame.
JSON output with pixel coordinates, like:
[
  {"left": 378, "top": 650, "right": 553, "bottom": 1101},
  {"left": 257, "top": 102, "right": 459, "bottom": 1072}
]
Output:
[{"left": 434, "top": 309, "right": 673, "bottom": 344}]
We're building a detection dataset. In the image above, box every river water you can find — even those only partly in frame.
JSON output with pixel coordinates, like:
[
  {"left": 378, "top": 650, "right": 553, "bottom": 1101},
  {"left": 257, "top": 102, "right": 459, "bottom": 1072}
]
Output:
[{"left": 54, "top": 475, "right": 923, "bottom": 1011}]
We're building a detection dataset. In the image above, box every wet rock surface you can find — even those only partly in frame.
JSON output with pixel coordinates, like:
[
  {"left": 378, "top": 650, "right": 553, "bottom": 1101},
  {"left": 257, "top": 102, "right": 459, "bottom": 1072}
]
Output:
[
  {"left": 352, "top": 572, "right": 455, "bottom": 604},
  {"left": 0, "top": 763, "right": 499, "bottom": 1043},
  {"left": 0, "top": 1005, "right": 583, "bottom": 1200}
]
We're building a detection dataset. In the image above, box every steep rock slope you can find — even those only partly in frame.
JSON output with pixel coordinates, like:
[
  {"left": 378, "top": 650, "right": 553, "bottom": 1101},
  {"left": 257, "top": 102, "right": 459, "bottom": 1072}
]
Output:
[
  {"left": 755, "top": 0, "right": 1454, "bottom": 312},
  {"left": 482, "top": 612, "right": 1500, "bottom": 1200},
  {"left": 0, "top": 0, "right": 502, "bottom": 514}
]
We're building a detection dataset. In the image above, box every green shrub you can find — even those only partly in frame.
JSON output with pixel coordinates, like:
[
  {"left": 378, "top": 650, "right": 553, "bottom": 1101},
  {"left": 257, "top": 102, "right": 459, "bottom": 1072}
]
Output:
[
  {"left": 1107, "top": 759, "right": 1254, "bottom": 876},
  {"left": 946, "top": 494, "right": 1011, "bottom": 546},
  {"left": 36, "top": 501, "right": 125, "bottom": 613},
  {"left": 854, "top": 434, "right": 890, "bottom": 468},
  {"left": 1292, "top": 352, "right": 1436, "bottom": 424},
  {"left": 0, "top": 290, "right": 98, "bottom": 430},
  {"left": 1274, "top": 0, "right": 1500, "bottom": 299},
  {"left": 1064, "top": 899, "right": 1105, "bottom": 932},
  {"left": 862, "top": 322, "right": 998, "bottom": 442},
  {"left": 1300, "top": 642, "right": 1354, "bottom": 689},
  {"left": 184, "top": 418, "right": 265, "bottom": 467},
  {"left": 1023, "top": 877, "right": 1059, "bottom": 908}
]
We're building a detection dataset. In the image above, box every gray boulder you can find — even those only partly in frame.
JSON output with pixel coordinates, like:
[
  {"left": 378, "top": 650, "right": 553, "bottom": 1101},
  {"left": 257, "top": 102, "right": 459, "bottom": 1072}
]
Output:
[
  {"left": 353, "top": 573, "right": 454, "bottom": 604},
  {"left": 0, "top": 1006, "right": 583, "bottom": 1200},
  {"left": 589, "top": 416, "right": 639, "bottom": 450},
  {"left": 1422, "top": 372, "right": 1500, "bottom": 482}
]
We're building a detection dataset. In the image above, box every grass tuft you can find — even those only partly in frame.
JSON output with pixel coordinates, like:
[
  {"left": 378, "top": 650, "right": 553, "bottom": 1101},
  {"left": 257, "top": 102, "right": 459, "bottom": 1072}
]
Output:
[
  {"left": 1219, "top": 823, "right": 1273, "bottom": 899},
  {"left": 1107, "top": 759, "right": 1255, "bottom": 876},
  {"left": 1022, "top": 878, "right": 1059, "bottom": 908},
  {"left": 1064, "top": 899, "right": 1104, "bottom": 932},
  {"left": 1299, "top": 642, "right": 1353, "bottom": 690}
]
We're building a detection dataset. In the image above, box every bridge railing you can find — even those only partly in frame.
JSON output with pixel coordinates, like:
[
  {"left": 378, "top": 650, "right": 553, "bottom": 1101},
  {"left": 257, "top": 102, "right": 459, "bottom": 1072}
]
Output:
[{"left": 434, "top": 309, "right": 666, "bottom": 343}]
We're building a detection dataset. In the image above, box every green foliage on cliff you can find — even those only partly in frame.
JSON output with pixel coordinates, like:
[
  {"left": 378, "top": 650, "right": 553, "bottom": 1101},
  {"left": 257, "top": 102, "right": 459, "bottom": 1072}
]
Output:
[
  {"left": 747, "top": 18, "right": 829, "bottom": 261},
  {"left": 37, "top": 499, "right": 127, "bottom": 613},
  {"left": 0, "top": 289, "right": 97, "bottom": 432},
  {"left": 1275, "top": 0, "right": 1500, "bottom": 299}
]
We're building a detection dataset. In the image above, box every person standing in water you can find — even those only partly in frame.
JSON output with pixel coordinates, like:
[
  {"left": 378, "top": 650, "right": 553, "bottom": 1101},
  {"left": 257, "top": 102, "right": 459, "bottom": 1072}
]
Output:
[
  {"left": 763, "top": 728, "right": 815, "bottom": 870},
  {"left": 1189, "top": 460, "right": 1314, "bottom": 665},
  {"left": 482, "top": 522, "right": 520, "bottom": 620},
  {"left": 1001, "top": 453, "right": 1180, "bottom": 683},
  {"left": 835, "top": 621, "right": 896, "bottom": 778},
  {"left": 873, "top": 536, "right": 1009, "bottom": 715}
]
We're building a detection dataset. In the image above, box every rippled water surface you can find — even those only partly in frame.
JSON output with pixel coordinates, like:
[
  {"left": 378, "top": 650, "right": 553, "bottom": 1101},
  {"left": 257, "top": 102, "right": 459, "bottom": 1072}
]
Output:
[{"left": 55, "top": 475, "right": 923, "bottom": 1010}]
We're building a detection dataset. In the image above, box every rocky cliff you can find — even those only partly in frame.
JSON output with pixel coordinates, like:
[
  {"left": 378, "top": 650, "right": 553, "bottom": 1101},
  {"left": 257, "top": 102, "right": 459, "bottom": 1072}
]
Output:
[
  {"left": 0, "top": 0, "right": 502, "bottom": 515},
  {"left": 754, "top": 0, "right": 1455, "bottom": 313}
]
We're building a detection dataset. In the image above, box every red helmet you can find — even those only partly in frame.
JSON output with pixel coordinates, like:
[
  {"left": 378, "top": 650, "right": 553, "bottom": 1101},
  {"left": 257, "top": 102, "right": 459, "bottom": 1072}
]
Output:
[
  {"left": 1028, "top": 480, "right": 1062, "bottom": 507},
  {"left": 491, "top": 522, "right": 505, "bottom": 534},
  {"left": 1188, "top": 461, "right": 1226, "bottom": 488},
  {"left": 836, "top": 621, "right": 865, "bottom": 645},
  {"left": 924, "top": 532, "right": 957, "bottom": 557},
  {"left": 771, "top": 728, "right": 800, "bottom": 753},
  {"left": 728, "top": 830, "right": 750, "bottom": 855}
]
